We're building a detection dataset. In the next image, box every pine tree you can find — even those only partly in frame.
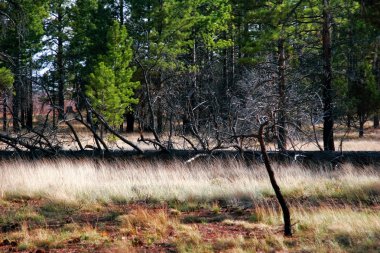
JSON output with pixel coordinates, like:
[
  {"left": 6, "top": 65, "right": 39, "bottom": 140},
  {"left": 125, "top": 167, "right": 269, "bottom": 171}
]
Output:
[
  {"left": 0, "top": 67, "right": 13, "bottom": 90},
  {"left": 43, "top": 0, "right": 72, "bottom": 120},
  {"left": 0, "top": 0, "right": 48, "bottom": 130},
  {"left": 69, "top": 0, "right": 114, "bottom": 99},
  {"left": 0, "top": 67, "right": 14, "bottom": 131},
  {"left": 86, "top": 21, "right": 139, "bottom": 136}
]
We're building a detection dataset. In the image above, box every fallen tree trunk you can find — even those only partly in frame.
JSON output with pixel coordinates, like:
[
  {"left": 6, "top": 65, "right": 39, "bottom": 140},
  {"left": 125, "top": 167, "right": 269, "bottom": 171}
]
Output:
[{"left": 0, "top": 149, "right": 378, "bottom": 166}]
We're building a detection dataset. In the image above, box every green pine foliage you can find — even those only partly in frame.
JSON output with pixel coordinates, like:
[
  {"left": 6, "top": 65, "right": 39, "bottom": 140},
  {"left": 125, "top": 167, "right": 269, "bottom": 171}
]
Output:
[
  {"left": 1, "top": 0, "right": 379, "bottom": 139},
  {"left": 0, "top": 67, "right": 14, "bottom": 90},
  {"left": 86, "top": 21, "right": 140, "bottom": 127}
]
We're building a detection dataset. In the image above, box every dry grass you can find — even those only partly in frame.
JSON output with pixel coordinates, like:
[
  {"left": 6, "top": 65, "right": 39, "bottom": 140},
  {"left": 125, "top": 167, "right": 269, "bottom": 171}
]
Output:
[
  {"left": 0, "top": 159, "right": 379, "bottom": 252},
  {"left": 1, "top": 202, "right": 379, "bottom": 252},
  {"left": 0, "top": 160, "right": 380, "bottom": 206},
  {"left": 117, "top": 207, "right": 174, "bottom": 244},
  {"left": 6, "top": 222, "right": 108, "bottom": 251},
  {"left": 0, "top": 159, "right": 379, "bottom": 205}
]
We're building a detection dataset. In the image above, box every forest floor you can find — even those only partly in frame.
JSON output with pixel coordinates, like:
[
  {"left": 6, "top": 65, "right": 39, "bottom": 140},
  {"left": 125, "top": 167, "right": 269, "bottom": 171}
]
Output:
[
  {"left": 0, "top": 159, "right": 379, "bottom": 252},
  {"left": 83, "top": 126, "right": 380, "bottom": 152},
  {"left": 2, "top": 121, "right": 379, "bottom": 152}
]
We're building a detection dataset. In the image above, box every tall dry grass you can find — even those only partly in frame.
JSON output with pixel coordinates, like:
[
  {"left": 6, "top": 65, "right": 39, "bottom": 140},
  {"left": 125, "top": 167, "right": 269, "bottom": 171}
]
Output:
[{"left": 0, "top": 159, "right": 379, "bottom": 204}]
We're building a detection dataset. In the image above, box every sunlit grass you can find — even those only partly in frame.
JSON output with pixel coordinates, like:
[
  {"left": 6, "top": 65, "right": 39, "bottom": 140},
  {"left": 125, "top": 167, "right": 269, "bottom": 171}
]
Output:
[
  {"left": 0, "top": 159, "right": 379, "bottom": 205},
  {"left": 0, "top": 159, "right": 379, "bottom": 252}
]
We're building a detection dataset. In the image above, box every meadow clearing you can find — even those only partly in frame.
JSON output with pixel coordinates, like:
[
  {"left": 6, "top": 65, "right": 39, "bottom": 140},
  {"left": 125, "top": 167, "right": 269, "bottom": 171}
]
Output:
[{"left": 0, "top": 158, "right": 379, "bottom": 252}]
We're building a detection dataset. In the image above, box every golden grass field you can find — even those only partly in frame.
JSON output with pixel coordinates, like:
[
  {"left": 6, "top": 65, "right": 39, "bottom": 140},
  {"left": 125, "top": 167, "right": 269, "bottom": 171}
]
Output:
[{"left": 0, "top": 159, "right": 379, "bottom": 252}]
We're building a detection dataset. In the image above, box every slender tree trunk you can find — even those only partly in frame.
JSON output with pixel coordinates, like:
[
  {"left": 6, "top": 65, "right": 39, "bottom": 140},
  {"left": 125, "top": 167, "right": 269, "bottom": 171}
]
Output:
[
  {"left": 156, "top": 88, "right": 163, "bottom": 133},
  {"left": 277, "top": 38, "right": 287, "bottom": 151},
  {"left": 13, "top": 61, "right": 20, "bottom": 131},
  {"left": 223, "top": 47, "right": 228, "bottom": 95},
  {"left": 168, "top": 113, "right": 173, "bottom": 149},
  {"left": 373, "top": 38, "right": 380, "bottom": 129},
  {"left": 20, "top": 95, "right": 25, "bottom": 128},
  {"left": 118, "top": 0, "right": 127, "bottom": 133},
  {"left": 230, "top": 26, "right": 236, "bottom": 89},
  {"left": 190, "top": 32, "right": 199, "bottom": 128},
  {"left": 20, "top": 67, "right": 26, "bottom": 129},
  {"left": 258, "top": 121, "right": 291, "bottom": 236},
  {"left": 374, "top": 115, "right": 379, "bottom": 129},
  {"left": 2, "top": 93, "right": 6, "bottom": 132},
  {"left": 57, "top": 5, "right": 65, "bottom": 120},
  {"left": 100, "top": 124, "right": 104, "bottom": 140},
  {"left": 126, "top": 112, "right": 134, "bottom": 133},
  {"left": 119, "top": 0, "right": 124, "bottom": 25},
  {"left": 359, "top": 112, "right": 365, "bottom": 137},
  {"left": 221, "top": 40, "right": 229, "bottom": 119},
  {"left": 155, "top": 0, "right": 164, "bottom": 134},
  {"left": 52, "top": 87, "right": 57, "bottom": 128},
  {"left": 26, "top": 66, "right": 33, "bottom": 129},
  {"left": 347, "top": 114, "right": 352, "bottom": 128},
  {"left": 322, "top": 0, "right": 335, "bottom": 151}
]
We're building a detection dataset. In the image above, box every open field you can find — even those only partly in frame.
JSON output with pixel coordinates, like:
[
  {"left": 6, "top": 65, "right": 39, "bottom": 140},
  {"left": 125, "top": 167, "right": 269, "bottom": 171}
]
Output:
[{"left": 0, "top": 159, "right": 379, "bottom": 252}]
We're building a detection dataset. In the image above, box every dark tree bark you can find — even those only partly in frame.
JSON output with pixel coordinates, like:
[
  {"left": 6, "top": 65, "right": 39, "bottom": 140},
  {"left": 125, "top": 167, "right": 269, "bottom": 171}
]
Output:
[
  {"left": 156, "top": 101, "right": 163, "bottom": 134},
  {"left": 359, "top": 112, "right": 365, "bottom": 137},
  {"left": 126, "top": 112, "right": 135, "bottom": 133},
  {"left": 12, "top": 79, "right": 20, "bottom": 132},
  {"left": 57, "top": 4, "right": 65, "bottom": 120},
  {"left": 65, "top": 120, "right": 84, "bottom": 151},
  {"left": 119, "top": 0, "right": 124, "bottom": 25},
  {"left": 26, "top": 80, "right": 33, "bottom": 128},
  {"left": 374, "top": 115, "right": 379, "bottom": 129},
  {"left": 2, "top": 93, "right": 7, "bottom": 132},
  {"left": 322, "top": 0, "right": 335, "bottom": 151},
  {"left": 26, "top": 64, "right": 33, "bottom": 129},
  {"left": 347, "top": 114, "right": 352, "bottom": 128},
  {"left": 374, "top": 39, "right": 380, "bottom": 129},
  {"left": 258, "top": 121, "right": 292, "bottom": 236},
  {"left": 20, "top": 94, "right": 25, "bottom": 128},
  {"left": 277, "top": 38, "right": 287, "bottom": 151}
]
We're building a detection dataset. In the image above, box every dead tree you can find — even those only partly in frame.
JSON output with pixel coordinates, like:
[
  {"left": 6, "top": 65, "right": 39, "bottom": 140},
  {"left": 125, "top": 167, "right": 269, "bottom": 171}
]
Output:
[{"left": 257, "top": 120, "right": 292, "bottom": 236}]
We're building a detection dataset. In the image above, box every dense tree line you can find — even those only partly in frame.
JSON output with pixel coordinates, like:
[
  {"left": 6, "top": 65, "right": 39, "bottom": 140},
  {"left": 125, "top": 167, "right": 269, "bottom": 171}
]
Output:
[{"left": 0, "top": 0, "right": 379, "bottom": 153}]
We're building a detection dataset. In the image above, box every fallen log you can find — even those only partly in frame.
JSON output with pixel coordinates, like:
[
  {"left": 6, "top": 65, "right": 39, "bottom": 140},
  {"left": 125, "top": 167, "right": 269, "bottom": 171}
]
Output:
[{"left": 0, "top": 149, "right": 379, "bottom": 167}]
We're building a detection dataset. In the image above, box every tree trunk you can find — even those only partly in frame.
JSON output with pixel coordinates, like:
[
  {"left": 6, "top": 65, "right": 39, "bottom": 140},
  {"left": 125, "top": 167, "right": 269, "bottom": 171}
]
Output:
[
  {"left": 221, "top": 40, "right": 230, "bottom": 118},
  {"left": 359, "top": 112, "right": 365, "bottom": 137},
  {"left": 13, "top": 73, "right": 20, "bottom": 131},
  {"left": 26, "top": 69, "right": 33, "bottom": 129},
  {"left": 155, "top": 0, "right": 164, "bottom": 134},
  {"left": 20, "top": 72, "right": 28, "bottom": 128},
  {"left": 277, "top": 38, "right": 287, "bottom": 151},
  {"left": 347, "top": 114, "right": 352, "bottom": 128},
  {"left": 374, "top": 39, "right": 380, "bottom": 129},
  {"left": 156, "top": 99, "right": 163, "bottom": 134},
  {"left": 258, "top": 121, "right": 292, "bottom": 237},
  {"left": 57, "top": 4, "right": 65, "bottom": 120},
  {"left": 374, "top": 115, "right": 379, "bottom": 129},
  {"left": 52, "top": 89, "right": 57, "bottom": 128},
  {"left": 191, "top": 32, "right": 200, "bottom": 129},
  {"left": 12, "top": 35, "right": 21, "bottom": 132},
  {"left": 126, "top": 112, "right": 135, "bottom": 133},
  {"left": 322, "top": 0, "right": 335, "bottom": 151},
  {"left": 20, "top": 83, "right": 25, "bottom": 128},
  {"left": 119, "top": 0, "right": 124, "bottom": 25},
  {"left": 3, "top": 93, "right": 7, "bottom": 132}
]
